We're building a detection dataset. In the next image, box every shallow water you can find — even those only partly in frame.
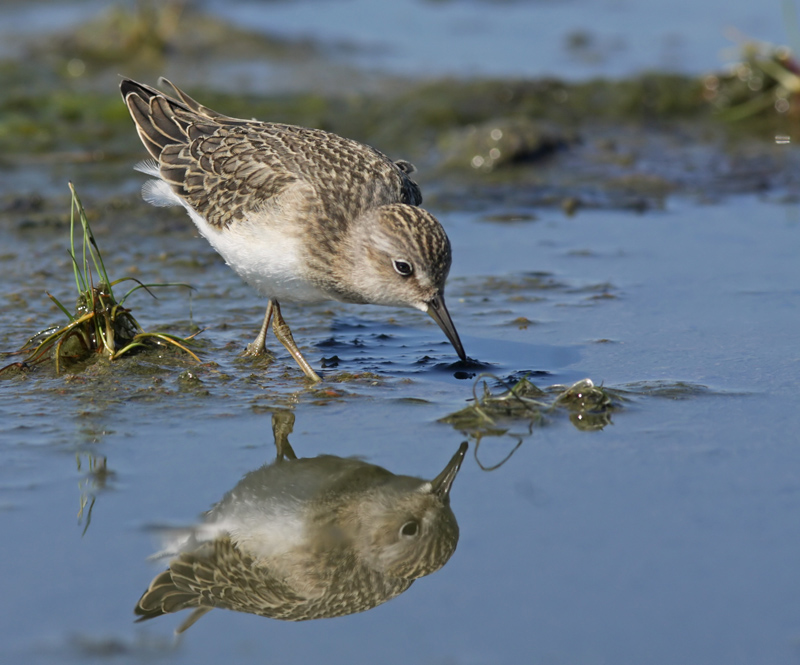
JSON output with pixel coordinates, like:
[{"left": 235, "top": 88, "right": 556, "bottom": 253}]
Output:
[
  {"left": 2, "top": 186, "right": 800, "bottom": 664},
  {"left": 2, "top": 1, "right": 800, "bottom": 664},
  {"left": 0, "top": 0, "right": 789, "bottom": 90},
  {"left": 212, "top": 0, "right": 786, "bottom": 80}
]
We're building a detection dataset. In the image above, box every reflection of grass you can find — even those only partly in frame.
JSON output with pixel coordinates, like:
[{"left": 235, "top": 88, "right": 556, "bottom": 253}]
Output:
[
  {"left": 77, "top": 452, "right": 113, "bottom": 536},
  {"left": 440, "top": 374, "right": 620, "bottom": 443},
  {"left": 1, "top": 183, "right": 198, "bottom": 374}
]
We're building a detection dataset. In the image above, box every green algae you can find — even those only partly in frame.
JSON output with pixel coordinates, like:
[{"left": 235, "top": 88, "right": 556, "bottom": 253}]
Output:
[
  {"left": 440, "top": 375, "right": 622, "bottom": 441},
  {"left": 0, "top": 65, "right": 744, "bottom": 158}
]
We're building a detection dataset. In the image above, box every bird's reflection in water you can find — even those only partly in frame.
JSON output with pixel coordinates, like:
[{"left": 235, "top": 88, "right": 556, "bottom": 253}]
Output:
[{"left": 135, "top": 412, "right": 467, "bottom": 632}]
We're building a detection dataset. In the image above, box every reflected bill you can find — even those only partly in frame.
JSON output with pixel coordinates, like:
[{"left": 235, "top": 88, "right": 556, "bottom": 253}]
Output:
[{"left": 135, "top": 412, "right": 467, "bottom": 632}]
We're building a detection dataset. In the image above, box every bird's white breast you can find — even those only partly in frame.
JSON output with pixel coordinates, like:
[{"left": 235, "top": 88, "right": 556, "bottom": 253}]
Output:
[
  {"left": 141, "top": 174, "right": 330, "bottom": 303},
  {"left": 190, "top": 207, "right": 328, "bottom": 303}
]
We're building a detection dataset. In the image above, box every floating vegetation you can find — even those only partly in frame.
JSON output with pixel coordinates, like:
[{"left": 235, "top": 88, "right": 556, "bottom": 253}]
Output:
[
  {"left": 0, "top": 183, "right": 198, "bottom": 375},
  {"left": 552, "top": 378, "right": 619, "bottom": 430},
  {"left": 706, "top": 31, "right": 800, "bottom": 125},
  {"left": 440, "top": 374, "right": 621, "bottom": 447},
  {"left": 618, "top": 380, "right": 712, "bottom": 400}
]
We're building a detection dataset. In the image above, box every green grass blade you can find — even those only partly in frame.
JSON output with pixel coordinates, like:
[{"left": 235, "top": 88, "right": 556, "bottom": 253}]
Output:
[
  {"left": 112, "top": 280, "right": 194, "bottom": 306},
  {"left": 69, "top": 182, "right": 113, "bottom": 298},
  {"left": 68, "top": 182, "right": 86, "bottom": 294},
  {"left": 132, "top": 332, "right": 201, "bottom": 362},
  {"left": 47, "top": 292, "right": 76, "bottom": 322}
]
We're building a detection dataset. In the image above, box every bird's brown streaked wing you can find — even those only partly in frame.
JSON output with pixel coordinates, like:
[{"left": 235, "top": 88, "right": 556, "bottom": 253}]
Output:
[
  {"left": 122, "top": 80, "right": 302, "bottom": 228},
  {"left": 121, "top": 78, "right": 424, "bottom": 227},
  {"left": 134, "top": 537, "right": 308, "bottom": 629},
  {"left": 394, "top": 159, "right": 423, "bottom": 206},
  {"left": 158, "top": 77, "right": 230, "bottom": 120}
]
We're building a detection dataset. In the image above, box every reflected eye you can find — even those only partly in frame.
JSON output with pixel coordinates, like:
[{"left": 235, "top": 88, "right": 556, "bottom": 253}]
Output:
[
  {"left": 393, "top": 260, "right": 413, "bottom": 277},
  {"left": 400, "top": 520, "right": 419, "bottom": 537}
]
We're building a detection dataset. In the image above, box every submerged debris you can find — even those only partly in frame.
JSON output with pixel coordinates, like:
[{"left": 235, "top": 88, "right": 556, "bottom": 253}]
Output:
[
  {"left": 550, "top": 378, "right": 618, "bottom": 430},
  {"left": 440, "top": 374, "right": 621, "bottom": 442},
  {"left": 0, "top": 183, "right": 198, "bottom": 375},
  {"left": 617, "top": 380, "right": 711, "bottom": 400}
]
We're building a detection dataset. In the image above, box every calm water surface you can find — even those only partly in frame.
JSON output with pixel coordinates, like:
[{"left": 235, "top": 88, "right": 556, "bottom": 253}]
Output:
[
  {"left": 1, "top": 192, "right": 799, "bottom": 664},
  {"left": 0, "top": 0, "right": 790, "bottom": 87},
  {"left": 213, "top": 0, "right": 786, "bottom": 80}
]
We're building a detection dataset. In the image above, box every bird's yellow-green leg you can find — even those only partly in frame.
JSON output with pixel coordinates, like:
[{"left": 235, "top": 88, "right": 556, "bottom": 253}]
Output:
[
  {"left": 244, "top": 301, "right": 274, "bottom": 357},
  {"left": 270, "top": 300, "right": 322, "bottom": 383}
]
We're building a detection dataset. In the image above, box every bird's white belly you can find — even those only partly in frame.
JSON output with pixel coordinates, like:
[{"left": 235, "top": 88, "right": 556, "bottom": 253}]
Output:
[
  {"left": 139, "top": 173, "right": 331, "bottom": 302},
  {"left": 186, "top": 206, "right": 330, "bottom": 303}
]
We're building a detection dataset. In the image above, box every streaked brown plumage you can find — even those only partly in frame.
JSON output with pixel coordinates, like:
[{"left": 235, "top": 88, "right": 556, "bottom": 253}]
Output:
[
  {"left": 135, "top": 412, "right": 467, "bottom": 632},
  {"left": 120, "top": 78, "right": 466, "bottom": 380}
]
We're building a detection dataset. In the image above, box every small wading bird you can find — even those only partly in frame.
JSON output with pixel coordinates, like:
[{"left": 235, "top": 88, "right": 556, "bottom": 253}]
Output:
[
  {"left": 135, "top": 412, "right": 467, "bottom": 632},
  {"left": 120, "top": 78, "right": 466, "bottom": 381}
]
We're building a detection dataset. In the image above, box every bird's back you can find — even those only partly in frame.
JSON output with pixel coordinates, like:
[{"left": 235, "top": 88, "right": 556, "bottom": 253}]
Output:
[{"left": 120, "top": 78, "right": 422, "bottom": 232}]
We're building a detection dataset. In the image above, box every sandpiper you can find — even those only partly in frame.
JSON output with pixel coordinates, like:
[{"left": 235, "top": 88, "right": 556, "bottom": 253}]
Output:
[
  {"left": 135, "top": 411, "right": 467, "bottom": 631},
  {"left": 120, "top": 78, "right": 466, "bottom": 381}
]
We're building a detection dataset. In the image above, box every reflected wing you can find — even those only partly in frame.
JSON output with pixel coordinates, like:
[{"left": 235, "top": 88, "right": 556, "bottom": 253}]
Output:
[{"left": 134, "top": 536, "right": 307, "bottom": 630}]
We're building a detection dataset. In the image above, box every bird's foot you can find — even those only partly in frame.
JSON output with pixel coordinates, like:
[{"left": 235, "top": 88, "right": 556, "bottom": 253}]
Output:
[
  {"left": 242, "top": 340, "right": 268, "bottom": 357},
  {"left": 242, "top": 301, "right": 274, "bottom": 357}
]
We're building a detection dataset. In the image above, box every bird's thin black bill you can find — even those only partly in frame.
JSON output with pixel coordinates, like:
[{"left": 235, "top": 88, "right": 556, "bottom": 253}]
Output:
[
  {"left": 427, "top": 295, "right": 466, "bottom": 361},
  {"left": 431, "top": 442, "right": 468, "bottom": 500}
]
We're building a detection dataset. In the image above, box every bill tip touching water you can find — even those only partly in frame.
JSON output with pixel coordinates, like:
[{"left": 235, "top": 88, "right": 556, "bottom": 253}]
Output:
[{"left": 119, "top": 77, "right": 467, "bottom": 381}]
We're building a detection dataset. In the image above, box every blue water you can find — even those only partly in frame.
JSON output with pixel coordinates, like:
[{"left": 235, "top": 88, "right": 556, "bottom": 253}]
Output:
[
  {"left": 212, "top": 0, "right": 789, "bottom": 80},
  {"left": 2, "top": 192, "right": 799, "bottom": 665},
  {"left": 0, "top": 0, "right": 792, "bottom": 83}
]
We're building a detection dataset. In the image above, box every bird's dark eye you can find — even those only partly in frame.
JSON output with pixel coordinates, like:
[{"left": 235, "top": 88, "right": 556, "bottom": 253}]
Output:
[
  {"left": 393, "top": 260, "right": 413, "bottom": 277},
  {"left": 400, "top": 520, "right": 419, "bottom": 537}
]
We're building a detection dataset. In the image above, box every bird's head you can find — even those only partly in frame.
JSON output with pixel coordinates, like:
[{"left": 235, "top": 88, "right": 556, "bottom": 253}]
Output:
[
  {"left": 348, "top": 204, "right": 466, "bottom": 361},
  {"left": 359, "top": 442, "right": 467, "bottom": 579}
]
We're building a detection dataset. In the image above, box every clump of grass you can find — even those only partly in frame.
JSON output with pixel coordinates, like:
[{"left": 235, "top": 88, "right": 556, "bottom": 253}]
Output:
[
  {"left": 440, "top": 374, "right": 620, "bottom": 445},
  {"left": 706, "top": 31, "right": 800, "bottom": 124},
  {"left": 1, "top": 183, "right": 198, "bottom": 374}
]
